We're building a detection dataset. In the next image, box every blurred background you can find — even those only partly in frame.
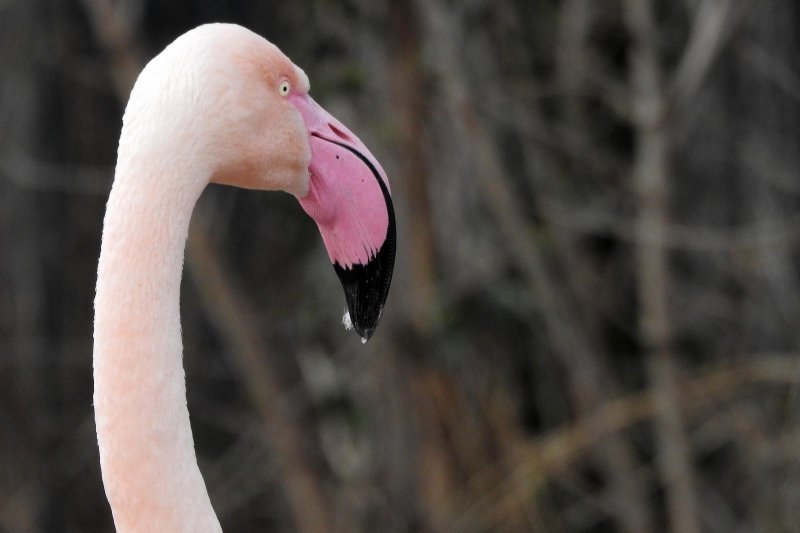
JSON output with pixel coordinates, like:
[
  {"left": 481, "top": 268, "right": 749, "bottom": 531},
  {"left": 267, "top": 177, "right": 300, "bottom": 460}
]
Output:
[{"left": 1, "top": 0, "right": 800, "bottom": 531}]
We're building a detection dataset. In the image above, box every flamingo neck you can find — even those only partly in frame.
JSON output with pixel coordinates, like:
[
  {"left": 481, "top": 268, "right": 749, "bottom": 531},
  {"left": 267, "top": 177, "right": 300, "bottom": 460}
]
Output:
[{"left": 93, "top": 153, "right": 220, "bottom": 532}]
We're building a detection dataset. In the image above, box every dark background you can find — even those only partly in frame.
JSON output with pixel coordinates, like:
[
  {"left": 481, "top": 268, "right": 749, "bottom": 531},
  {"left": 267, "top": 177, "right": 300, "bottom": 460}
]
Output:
[{"left": 2, "top": 1, "right": 800, "bottom": 532}]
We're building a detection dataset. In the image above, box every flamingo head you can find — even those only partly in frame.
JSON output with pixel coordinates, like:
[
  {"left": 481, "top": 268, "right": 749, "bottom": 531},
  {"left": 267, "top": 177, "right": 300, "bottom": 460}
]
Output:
[{"left": 138, "top": 24, "right": 395, "bottom": 340}]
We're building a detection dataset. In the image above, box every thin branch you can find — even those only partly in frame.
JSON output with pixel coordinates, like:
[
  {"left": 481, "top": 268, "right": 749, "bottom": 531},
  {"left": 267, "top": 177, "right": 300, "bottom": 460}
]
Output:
[
  {"left": 669, "top": 0, "right": 739, "bottom": 115},
  {"left": 555, "top": 3, "right": 653, "bottom": 532},
  {"left": 443, "top": 354, "right": 800, "bottom": 532},
  {"left": 185, "top": 216, "right": 331, "bottom": 533},
  {"left": 741, "top": 43, "right": 800, "bottom": 104},
  {"left": 0, "top": 417, "right": 97, "bottom": 532},
  {"left": 624, "top": 1, "right": 701, "bottom": 532},
  {"left": 388, "top": 0, "right": 440, "bottom": 334},
  {"left": 0, "top": 149, "right": 111, "bottom": 195},
  {"left": 541, "top": 199, "right": 800, "bottom": 251},
  {"left": 78, "top": 0, "right": 143, "bottom": 100}
]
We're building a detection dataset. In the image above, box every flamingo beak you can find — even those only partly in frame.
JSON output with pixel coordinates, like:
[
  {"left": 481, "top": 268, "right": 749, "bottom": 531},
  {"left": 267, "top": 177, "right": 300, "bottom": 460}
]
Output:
[{"left": 289, "top": 94, "right": 396, "bottom": 341}]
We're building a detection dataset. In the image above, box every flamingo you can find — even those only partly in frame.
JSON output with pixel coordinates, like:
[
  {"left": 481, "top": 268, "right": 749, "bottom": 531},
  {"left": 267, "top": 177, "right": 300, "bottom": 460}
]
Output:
[{"left": 93, "top": 24, "right": 395, "bottom": 532}]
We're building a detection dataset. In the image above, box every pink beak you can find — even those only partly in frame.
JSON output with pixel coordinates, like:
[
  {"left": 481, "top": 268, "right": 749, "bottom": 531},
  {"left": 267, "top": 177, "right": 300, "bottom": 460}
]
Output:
[{"left": 289, "top": 93, "right": 396, "bottom": 341}]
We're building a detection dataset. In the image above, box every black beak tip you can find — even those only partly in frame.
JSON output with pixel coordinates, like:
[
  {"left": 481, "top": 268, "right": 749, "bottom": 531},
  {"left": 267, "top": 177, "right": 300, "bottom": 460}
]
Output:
[
  {"left": 333, "top": 228, "right": 396, "bottom": 343},
  {"left": 355, "top": 322, "right": 377, "bottom": 342}
]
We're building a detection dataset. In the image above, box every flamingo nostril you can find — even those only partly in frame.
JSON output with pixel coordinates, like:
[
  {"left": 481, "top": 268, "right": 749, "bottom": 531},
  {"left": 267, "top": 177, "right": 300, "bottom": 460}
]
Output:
[{"left": 328, "top": 123, "right": 352, "bottom": 142}]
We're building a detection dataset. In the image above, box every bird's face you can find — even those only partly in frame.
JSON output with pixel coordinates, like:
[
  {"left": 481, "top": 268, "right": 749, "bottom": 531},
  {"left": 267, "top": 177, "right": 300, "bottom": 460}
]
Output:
[{"left": 196, "top": 25, "right": 395, "bottom": 340}]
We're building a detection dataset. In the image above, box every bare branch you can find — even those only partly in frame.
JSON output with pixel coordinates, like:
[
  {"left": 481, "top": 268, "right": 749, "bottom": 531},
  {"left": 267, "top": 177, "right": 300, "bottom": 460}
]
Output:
[
  {"left": 624, "top": 1, "right": 700, "bottom": 532},
  {"left": 444, "top": 354, "right": 800, "bottom": 532},
  {"left": 670, "top": 0, "right": 740, "bottom": 114},
  {"left": 741, "top": 43, "right": 800, "bottom": 104},
  {"left": 0, "top": 149, "right": 111, "bottom": 195},
  {"left": 78, "top": 0, "right": 144, "bottom": 99},
  {"left": 541, "top": 199, "right": 800, "bottom": 251}
]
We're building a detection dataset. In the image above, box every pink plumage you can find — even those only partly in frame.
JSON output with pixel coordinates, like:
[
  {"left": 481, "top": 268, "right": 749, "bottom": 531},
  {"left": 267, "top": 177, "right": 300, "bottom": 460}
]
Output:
[{"left": 93, "top": 23, "right": 394, "bottom": 532}]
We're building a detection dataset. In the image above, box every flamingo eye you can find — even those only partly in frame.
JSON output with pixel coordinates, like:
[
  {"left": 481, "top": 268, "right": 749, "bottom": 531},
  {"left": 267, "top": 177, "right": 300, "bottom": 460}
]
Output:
[{"left": 278, "top": 80, "right": 291, "bottom": 97}]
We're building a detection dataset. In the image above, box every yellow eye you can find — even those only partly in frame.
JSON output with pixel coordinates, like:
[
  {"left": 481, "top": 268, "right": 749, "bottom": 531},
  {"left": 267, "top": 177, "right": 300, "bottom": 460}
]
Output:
[{"left": 278, "top": 80, "right": 291, "bottom": 97}]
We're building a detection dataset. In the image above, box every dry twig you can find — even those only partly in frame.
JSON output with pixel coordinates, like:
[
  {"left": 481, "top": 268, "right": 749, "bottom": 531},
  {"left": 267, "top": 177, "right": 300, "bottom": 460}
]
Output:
[
  {"left": 445, "top": 355, "right": 800, "bottom": 532},
  {"left": 625, "top": 1, "right": 700, "bottom": 532}
]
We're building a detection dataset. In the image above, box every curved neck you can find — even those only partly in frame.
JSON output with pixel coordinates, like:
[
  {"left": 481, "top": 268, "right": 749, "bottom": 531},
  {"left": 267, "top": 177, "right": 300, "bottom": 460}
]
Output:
[{"left": 93, "top": 155, "right": 220, "bottom": 532}]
